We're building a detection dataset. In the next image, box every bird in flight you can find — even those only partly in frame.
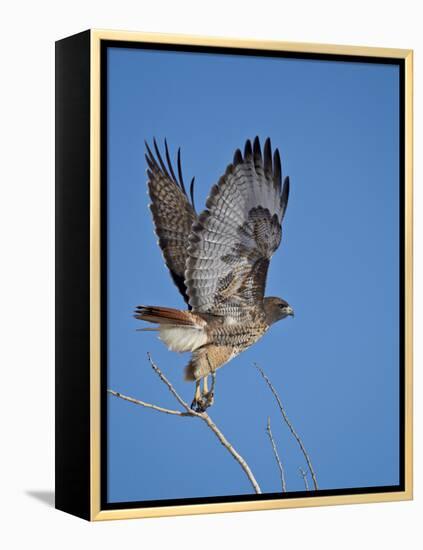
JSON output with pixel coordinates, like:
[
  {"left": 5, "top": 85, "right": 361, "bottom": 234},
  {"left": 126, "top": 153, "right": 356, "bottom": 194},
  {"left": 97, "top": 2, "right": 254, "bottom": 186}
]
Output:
[{"left": 135, "top": 137, "right": 293, "bottom": 412}]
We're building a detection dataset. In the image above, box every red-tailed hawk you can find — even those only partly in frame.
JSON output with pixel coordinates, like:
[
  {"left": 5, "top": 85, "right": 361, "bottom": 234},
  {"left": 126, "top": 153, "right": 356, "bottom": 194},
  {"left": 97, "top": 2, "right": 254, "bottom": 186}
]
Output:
[{"left": 135, "top": 137, "right": 293, "bottom": 411}]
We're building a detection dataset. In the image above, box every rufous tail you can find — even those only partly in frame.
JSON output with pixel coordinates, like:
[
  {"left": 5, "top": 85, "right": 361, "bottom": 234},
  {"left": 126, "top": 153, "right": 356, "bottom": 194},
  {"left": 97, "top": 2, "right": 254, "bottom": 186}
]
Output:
[
  {"left": 134, "top": 305, "right": 198, "bottom": 326},
  {"left": 134, "top": 305, "right": 208, "bottom": 353}
]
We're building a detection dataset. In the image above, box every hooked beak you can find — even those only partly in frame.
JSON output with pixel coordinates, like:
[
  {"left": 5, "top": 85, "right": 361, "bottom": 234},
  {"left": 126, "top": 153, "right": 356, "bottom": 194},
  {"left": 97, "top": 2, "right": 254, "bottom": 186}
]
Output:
[{"left": 286, "top": 306, "right": 295, "bottom": 317}]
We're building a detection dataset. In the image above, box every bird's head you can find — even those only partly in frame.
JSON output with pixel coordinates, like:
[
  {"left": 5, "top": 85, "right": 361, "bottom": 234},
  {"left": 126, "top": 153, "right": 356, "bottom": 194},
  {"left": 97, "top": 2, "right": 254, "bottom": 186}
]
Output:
[{"left": 263, "top": 296, "right": 294, "bottom": 325}]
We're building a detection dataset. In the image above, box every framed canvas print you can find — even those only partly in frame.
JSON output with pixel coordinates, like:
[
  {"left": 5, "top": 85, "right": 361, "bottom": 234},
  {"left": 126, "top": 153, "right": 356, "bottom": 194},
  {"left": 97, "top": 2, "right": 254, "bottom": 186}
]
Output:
[{"left": 55, "top": 29, "right": 413, "bottom": 521}]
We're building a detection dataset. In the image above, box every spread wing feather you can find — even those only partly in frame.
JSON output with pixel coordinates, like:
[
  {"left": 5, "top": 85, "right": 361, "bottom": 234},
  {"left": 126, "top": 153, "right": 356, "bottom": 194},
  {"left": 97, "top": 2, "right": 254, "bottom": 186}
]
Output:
[
  {"left": 145, "top": 139, "right": 197, "bottom": 306},
  {"left": 185, "top": 137, "right": 289, "bottom": 320}
]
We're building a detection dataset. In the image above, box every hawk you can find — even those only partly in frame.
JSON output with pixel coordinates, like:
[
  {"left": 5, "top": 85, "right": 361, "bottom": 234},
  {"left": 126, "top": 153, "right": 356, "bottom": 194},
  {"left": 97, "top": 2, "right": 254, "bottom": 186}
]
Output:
[{"left": 135, "top": 137, "right": 293, "bottom": 412}]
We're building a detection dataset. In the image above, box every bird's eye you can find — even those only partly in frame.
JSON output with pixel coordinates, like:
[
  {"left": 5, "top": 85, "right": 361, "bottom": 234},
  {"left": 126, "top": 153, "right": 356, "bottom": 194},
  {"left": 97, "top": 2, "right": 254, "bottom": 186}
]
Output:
[{"left": 279, "top": 303, "right": 285, "bottom": 309}]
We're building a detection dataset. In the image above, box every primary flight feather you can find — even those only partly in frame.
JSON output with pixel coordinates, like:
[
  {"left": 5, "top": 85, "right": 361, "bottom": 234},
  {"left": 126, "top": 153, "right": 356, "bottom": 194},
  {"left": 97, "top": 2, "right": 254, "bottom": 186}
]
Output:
[{"left": 136, "top": 137, "right": 293, "bottom": 411}]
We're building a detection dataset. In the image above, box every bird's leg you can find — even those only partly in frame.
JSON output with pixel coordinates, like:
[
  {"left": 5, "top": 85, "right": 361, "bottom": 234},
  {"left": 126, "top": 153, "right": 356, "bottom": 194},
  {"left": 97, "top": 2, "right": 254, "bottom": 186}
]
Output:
[
  {"left": 201, "top": 371, "right": 215, "bottom": 410},
  {"left": 202, "top": 355, "right": 216, "bottom": 409},
  {"left": 195, "top": 380, "right": 201, "bottom": 401},
  {"left": 203, "top": 370, "right": 216, "bottom": 407},
  {"left": 209, "top": 370, "right": 216, "bottom": 397},
  {"left": 190, "top": 375, "right": 215, "bottom": 413},
  {"left": 190, "top": 355, "right": 217, "bottom": 412},
  {"left": 190, "top": 380, "right": 202, "bottom": 412},
  {"left": 191, "top": 380, "right": 208, "bottom": 412}
]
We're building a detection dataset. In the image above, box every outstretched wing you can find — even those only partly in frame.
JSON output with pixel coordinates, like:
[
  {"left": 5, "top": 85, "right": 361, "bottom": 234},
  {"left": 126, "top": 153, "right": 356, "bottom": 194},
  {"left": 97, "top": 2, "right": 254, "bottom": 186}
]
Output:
[
  {"left": 146, "top": 139, "right": 197, "bottom": 306},
  {"left": 185, "top": 137, "right": 289, "bottom": 321}
]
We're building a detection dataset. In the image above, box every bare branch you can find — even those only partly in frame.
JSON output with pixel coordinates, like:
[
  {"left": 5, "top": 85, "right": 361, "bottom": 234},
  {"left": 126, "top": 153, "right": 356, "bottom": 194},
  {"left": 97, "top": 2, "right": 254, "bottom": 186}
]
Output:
[
  {"left": 255, "top": 364, "right": 318, "bottom": 491},
  {"left": 299, "top": 467, "right": 310, "bottom": 491},
  {"left": 108, "top": 355, "right": 262, "bottom": 494},
  {"left": 147, "top": 352, "right": 193, "bottom": 414},
  {"left": 266, "top": 416, "right": 287, "bottom": 492},
  {"left": 107, "top": 390, "right": 191, "bottom": 416},
  {"left": 200, "top": 412, "right": 261, "bottom": 494}
]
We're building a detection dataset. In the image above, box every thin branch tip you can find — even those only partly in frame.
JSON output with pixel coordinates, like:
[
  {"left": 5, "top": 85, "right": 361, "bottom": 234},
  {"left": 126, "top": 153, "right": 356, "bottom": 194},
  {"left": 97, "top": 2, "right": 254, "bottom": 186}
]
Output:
[
  {"left": 266, "top": 415, "right": 287, "bottom": 492},
  {"left": 299, "top": 467, "right": 310, "bottom": 491},
  {"left": 255, "top": 363, "right": 318, "bottom": 491}
]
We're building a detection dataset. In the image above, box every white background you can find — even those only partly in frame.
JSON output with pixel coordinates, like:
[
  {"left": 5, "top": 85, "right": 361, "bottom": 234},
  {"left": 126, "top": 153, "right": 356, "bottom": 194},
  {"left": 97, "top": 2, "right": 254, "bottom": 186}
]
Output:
[{"left": 0, "top": 1, "right": 420, "bottom": 548}]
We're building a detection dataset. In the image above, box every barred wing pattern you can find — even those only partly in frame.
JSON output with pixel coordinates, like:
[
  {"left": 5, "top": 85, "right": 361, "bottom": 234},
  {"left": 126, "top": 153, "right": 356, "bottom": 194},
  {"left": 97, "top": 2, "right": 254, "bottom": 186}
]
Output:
[
  {"left": 145, "top": 140, "right": 197, "bottom": 306},
  {"left": 185, "top": 137, "right": 290, "bottom": 321}
]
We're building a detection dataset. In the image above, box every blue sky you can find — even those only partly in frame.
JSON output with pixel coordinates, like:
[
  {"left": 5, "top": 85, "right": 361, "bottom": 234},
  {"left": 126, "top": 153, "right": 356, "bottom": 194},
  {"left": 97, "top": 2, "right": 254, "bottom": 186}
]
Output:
[{"left": 106, "top": 46, "right": 400, "bottom": 503}]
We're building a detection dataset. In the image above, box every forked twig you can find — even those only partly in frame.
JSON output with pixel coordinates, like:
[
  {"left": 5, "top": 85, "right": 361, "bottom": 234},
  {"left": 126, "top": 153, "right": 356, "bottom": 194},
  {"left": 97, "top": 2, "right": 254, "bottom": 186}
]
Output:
[
  {"left": 266, "top": 416, "right": 287, "bottom": 492},
  {"left": 255, "top": 364, "right": 318, "bottom": 490},
  {"left": 299, "top": 467, "right": 310, "bottom": 491},
  {"left": 108, "top": 354, "right": 261, "bottom": 494}
]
